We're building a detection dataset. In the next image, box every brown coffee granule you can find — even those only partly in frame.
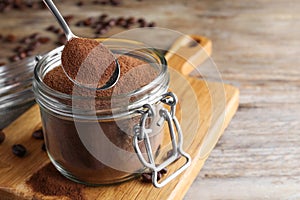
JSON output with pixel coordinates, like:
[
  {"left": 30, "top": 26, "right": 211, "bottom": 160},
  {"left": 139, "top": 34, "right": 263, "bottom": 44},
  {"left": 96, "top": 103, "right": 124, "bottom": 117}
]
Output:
[
  {"left": 61, "top": 37, "right": 117, "bottom": 88},
  {"left": 27, "top": 163, "right": 86, "bottom": 200}
]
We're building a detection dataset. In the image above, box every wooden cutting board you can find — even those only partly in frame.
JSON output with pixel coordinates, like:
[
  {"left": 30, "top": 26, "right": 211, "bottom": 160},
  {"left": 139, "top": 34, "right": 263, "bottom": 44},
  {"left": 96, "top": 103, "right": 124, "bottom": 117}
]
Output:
[{"left": 0, "top": 35, "right": 239, "bottom": 200}]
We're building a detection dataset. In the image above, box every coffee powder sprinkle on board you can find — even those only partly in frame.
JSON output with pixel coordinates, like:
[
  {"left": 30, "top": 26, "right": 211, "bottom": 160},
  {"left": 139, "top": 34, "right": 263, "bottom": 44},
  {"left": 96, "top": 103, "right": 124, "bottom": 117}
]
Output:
[{"left": 27, "top": 163, "right": 86, "bottom": 200}]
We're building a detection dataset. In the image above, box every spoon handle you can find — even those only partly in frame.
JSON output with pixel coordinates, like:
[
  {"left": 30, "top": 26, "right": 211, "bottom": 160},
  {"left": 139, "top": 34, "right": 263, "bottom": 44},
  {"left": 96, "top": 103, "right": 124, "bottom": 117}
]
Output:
[{"left": 43, "top": 0, "right": 74, "bottom": 40}]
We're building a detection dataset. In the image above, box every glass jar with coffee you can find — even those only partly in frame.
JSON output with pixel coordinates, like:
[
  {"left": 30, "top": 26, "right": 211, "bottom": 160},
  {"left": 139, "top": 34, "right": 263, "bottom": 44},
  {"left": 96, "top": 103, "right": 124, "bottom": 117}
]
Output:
[{"left": 32, "top": 39, "right": 190, "bottom": 187}]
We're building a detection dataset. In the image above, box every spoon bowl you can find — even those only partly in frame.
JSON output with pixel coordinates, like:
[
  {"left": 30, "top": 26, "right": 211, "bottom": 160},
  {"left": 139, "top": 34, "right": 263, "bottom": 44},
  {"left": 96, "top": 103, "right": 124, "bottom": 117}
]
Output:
[{"left": 42, "top": 0, "right": 120, "bottom": 90}]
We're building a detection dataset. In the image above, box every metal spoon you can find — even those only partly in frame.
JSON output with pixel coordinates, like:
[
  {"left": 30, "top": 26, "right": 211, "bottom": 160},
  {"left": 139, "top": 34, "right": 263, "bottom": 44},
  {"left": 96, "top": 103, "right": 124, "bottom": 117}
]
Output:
[{"left": 42, "top": 0, "right": 120, "bottom": 90}]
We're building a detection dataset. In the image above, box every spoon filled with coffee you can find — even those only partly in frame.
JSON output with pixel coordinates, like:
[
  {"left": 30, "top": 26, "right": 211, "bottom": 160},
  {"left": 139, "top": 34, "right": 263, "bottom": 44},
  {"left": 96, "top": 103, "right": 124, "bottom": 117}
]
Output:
[{"left": 43, "top": 0, "right": 120, "bottom": 90}]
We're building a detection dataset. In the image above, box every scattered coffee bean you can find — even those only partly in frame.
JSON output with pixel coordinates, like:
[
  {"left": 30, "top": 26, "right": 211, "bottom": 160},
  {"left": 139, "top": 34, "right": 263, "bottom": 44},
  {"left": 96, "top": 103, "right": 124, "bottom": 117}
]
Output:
[
  {"left": 64, "top": 15, "right": 74, "bottom": 24},
  {"left": 83, "top": 17, "right": 94, "bottom": 26},
  {"left": 0, "top": 130, "right": 5, "bottom": 144},
  {"left": 5, "top": 34, "right": 17, "bottom": 43},
  {"left": 141, "top": 173, "right": 152, "bottom": 183},
  {"left": 166, "top": 149, "right": 181, "bottom": 161},
  {"left": 57, "top": 34, "right": 67, "bottom": 45},
  {"left": 29, "top": 32, "right": 39, "bottom": 40},
  {"left": 37, "top": 37, "right": 50, "bottom": 44},
  {"left": 54, "top": 28, "right": 63, "bottom": 34},
  {"left": 0, "top": 0, "right": 45, "bottom": 12},
  {"left": 75, "top": 21, "right": 85, "bottom": 27},
  {"left": 32, "top": 129, "right": 44, "bottom": 140},
  {"left": 126, "top": 17, "right": 136, "bottom": 25},
  {"left": 18, "top": 52, "right": 27, "bottom": 59},
  {"left": 148, "top": 22, "right": 156, "bottom": 27},
  {"left": 160, "top": 168, "right": 168, "bottom": 175},
  {"left": 157, "top": 171, "right": 162, "bottom": 181},
  {"left": 13, "top": 46, "right": 24, "bottom": 53},
  {"left": 107, "top": 18, "right": 116, "bottom": 27},
  {"left": 76, "top": 1, "right": 84, "bottom": 6},
  {"left": 141, "top": 170, "right": 165, "bottom": 183},
  {"left": 46, "top": 25, "right": 56, "bottom": 32},
  {"left": 110, "top": 0, "right": 121, "bottom": 6},
  {"left": 12, "top": 144, "right": 27, "bottom": 157},
  {"left": 9, "top": 55, "right": 20, "bottom": 62},
  {"left": 99, "top": 14, "right": 108, "bottom": 21},
  {"left": 19, "top": 36, "right": 31, "bottom": 44}
]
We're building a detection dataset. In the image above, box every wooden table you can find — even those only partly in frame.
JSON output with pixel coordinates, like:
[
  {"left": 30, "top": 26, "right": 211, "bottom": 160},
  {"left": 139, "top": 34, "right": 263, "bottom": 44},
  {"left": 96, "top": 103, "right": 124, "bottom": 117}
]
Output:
[{"left": 1, "top": 0, "right": 299, "bottom": 199}]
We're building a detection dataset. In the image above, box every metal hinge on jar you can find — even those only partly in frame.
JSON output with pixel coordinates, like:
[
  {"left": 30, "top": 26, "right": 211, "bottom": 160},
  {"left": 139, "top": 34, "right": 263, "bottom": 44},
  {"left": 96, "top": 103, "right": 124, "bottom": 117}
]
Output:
[{"left": 133, "top": 92, "right": 191, "bottom": 188}]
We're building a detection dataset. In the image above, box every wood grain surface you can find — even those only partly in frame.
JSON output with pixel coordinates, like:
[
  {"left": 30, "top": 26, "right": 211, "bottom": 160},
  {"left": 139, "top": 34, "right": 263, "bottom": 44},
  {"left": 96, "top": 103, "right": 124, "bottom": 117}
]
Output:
[{"left": 1, "top": 0, "right": 299, "bottom": 199}]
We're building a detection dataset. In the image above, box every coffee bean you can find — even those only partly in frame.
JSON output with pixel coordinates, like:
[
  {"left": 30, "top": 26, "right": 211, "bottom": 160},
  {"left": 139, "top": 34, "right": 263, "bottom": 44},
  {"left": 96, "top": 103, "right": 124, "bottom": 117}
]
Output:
[
  {"left": 116, "top": 17, "right": 126, "bottom": 26},
  {"left": 5, "top": 34, "right": 16, "bottom": 43},
  {"left": 18, "top": 52, "right": 27, "bottom": 59},
  {"left": 141, "top": 171, "right": 164, "bottom": 183},
  {"left": 76, "top": 1, "right": 84, "bottom": 6},
  {"left": 75, "top": 21, "right": 85, "bottom": 27},
  {"left": 25, "top": 45, "right": 35, "bottom": 52},
  {"left": 137, "top": 18, "right": 146, "bottom": 24},
  {"left": 99, "top": 14, "right": 108, "bottom": 21},
  {"left": 12, "top": 144, "right": 27, "bottom": 157},
  {"left": 25, "top": 49, "right": 33, "bottom": 56},
  {"left": 38, "top": 37, "right": 50, "bottom": 44},
  {"left": 107, "top": 19, "right": 116, "bottom": 27},
  {"left": 83, "top": 18, "right": 94, "bottom": 26},
  {"left": 157, "top": 171, "right": 162, "bottom": 181},
  {"left": 54, "top": 28, "right": 63, "bottom": 34},
  {"left": 20, "top": 37, "right": 32, "bottom": 44},
  {"left": 92, "top": 0, "right": 100, "bottom": 4},
  {"left": 9, "top": 55, "right": 20, "bottom": 62},
  {"left": 32, "top": 129, "right": 44, "bottom": 140},
  {"left": 0, "top": 62, "right": 6, "bottom": 66},
  {"left": 13, "top": 46, "right": 24, "bottom": 53},
  {"left": 148, "top": 22, "right": 156, "bottom": 27},
  {"left": 29, "top": 32, "right": 39, "bottom": 40},
  {"left": 46, "top": 25, "right": 56, "bottom": 32},
  {"left": 95, "top": 28, "right": 107, "bottom": 35},
  {"left": 64, "top": 15, "right": 74, "bottom": 24},
  {"left": 141, "top": 173, "right": 152, "bottom": 183},
  {"left": 110, "top": 0, "right": 121, "bottom": 6},
  {"left": 0, "top": 130, "right": 5, "bottom": 144},
  {"left": 124, "top": 23, "right": 132, "bottom": 29},
  {"left": 139, "top": 21, "right": 147, "bottom": 27},
  {"left": 126, "top": 17, "right": 136, "bottom": 25},
  {"left": 42, "top": 143, "right": 46, "bottom": 151},
  {"left": 0, "top": 33, "right": 3, "bottom": 40},
  {"left": 57, "top": 34, "right": 67, "bottom": 45},
  {"left": 159, "top": 168, "right": 168, "bottom": 175}
]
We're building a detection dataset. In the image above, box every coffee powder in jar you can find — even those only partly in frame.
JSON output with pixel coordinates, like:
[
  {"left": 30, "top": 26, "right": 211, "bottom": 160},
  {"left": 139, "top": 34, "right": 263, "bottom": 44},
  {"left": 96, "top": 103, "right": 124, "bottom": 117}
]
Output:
[{"left": 33, "top": 39, "right": 169, "bottom": 185}]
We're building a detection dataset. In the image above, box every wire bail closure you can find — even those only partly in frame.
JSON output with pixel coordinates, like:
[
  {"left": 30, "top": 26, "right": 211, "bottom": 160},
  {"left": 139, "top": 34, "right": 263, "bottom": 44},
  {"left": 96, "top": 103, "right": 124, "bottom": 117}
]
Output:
[{"left": 133, "top": 92, "right": 191, "bottom": 188}]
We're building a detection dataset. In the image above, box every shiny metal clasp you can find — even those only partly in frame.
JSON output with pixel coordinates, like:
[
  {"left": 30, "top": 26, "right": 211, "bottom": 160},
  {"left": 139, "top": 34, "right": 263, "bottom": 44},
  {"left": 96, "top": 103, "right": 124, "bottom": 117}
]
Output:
[{"left": 133, "top": 92, "right": 191, "bottom": 188}]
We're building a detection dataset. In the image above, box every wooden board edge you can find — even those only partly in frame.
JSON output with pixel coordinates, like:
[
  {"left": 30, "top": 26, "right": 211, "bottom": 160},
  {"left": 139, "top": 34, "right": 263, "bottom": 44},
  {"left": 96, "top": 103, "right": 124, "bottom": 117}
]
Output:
[{"left": 169, "top": 83, "right": 239, "bottom": 200}]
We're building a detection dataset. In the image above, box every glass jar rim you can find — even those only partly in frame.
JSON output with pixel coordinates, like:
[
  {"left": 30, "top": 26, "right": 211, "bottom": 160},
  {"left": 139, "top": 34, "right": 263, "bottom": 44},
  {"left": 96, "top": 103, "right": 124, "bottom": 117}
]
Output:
[{"left": 33, "top": 38, "right": 170, "bottom": 117}]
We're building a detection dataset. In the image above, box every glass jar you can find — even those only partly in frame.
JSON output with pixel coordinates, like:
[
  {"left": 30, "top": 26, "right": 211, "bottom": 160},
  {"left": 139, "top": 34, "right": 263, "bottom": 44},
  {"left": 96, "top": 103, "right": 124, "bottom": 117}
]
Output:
[
  {"left": 0, "top": 57, "right": 37, "bottom": 129},
  {"left": 32, "top": 39, "right": 191, "bottom": 187}
]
